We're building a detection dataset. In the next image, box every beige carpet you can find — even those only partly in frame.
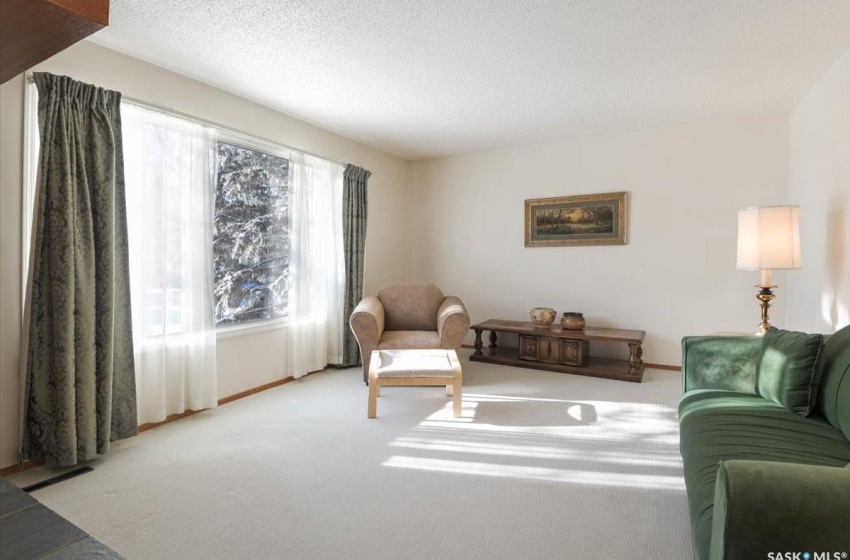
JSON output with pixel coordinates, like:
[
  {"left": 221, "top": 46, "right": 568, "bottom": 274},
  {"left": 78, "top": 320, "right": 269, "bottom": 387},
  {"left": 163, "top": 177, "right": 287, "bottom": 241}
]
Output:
[{"left": 8, "top": 350, "right": 692, "bottom": 559}]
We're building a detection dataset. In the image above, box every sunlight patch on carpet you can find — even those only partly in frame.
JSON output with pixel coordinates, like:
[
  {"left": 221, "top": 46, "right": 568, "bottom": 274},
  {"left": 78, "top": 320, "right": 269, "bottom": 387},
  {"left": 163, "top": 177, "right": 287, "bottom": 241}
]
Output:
[
  {"left": 382, "top": 394, "right": 683, "bottom": 491},
  {"left": 382, "top": 456, "right": 686, "bottom": 490}
]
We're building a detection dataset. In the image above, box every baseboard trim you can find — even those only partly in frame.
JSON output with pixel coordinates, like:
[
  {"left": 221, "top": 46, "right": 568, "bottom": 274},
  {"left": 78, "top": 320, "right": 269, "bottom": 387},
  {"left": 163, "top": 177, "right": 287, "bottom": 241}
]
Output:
[
  {"left": 460, "top": 344, "right": 681, "bottom": 372},
  {"left": 139, "top": 372, "right": 317, "bottom": 431},
  {"left": 218, "top": 374, "right": 303, "bottom": 406},
  {"left": 1, "top": 371, "right": 321, "bottom": 476},
  {"left": 0, "top": 460, "right": 40, "bottom": 477},
  {"left": 644, "top": 363, "right": 682, "bottom": 372},
  {"left": 137, "top": 409, "right": 203, "bottom": 433}
]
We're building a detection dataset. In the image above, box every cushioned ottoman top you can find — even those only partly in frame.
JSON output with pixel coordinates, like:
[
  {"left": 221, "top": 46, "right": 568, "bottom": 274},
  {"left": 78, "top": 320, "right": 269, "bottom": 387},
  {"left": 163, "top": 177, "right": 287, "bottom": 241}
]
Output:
[{"left": 373, "top": 349, "right": 459, "bottom": 378}]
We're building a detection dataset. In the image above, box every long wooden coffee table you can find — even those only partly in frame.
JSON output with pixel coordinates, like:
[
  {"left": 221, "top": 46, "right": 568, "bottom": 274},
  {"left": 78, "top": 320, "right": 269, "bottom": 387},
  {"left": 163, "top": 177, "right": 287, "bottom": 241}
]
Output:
[{"left": 470, "top": 319, "right": 646, "bottom": 382}]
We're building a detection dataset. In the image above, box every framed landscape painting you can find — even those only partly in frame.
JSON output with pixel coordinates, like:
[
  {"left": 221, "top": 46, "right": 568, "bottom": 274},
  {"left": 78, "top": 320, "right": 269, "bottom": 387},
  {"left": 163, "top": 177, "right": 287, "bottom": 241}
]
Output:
[{"left": 525, "top": 191, "right": 627, "bottom": 247}]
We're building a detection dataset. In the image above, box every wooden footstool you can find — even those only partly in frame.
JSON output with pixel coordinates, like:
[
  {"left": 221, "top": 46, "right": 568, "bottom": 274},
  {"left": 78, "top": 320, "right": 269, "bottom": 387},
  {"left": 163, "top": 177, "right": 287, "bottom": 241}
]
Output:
[{"left": 368, "top": 349, "right": 463, "bottom": 418}]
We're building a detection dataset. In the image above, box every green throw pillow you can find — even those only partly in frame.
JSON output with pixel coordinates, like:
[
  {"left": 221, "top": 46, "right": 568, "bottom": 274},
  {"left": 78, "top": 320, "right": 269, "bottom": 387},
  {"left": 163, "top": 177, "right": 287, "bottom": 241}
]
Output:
[{"left": 756, "top": 328, "right": 825, "bottom": 416}]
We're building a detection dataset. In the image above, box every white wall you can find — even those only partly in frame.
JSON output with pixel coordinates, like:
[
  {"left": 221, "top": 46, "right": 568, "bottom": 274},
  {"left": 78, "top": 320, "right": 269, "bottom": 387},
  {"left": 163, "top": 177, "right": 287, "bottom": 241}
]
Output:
[
  {"left": 0, "top": 41, "right": 410, "bottom": 469},
  {"left": 408, "top": 118, "right": 790, "bottom": 366},
  {"left": 0, "top": 62, "right": 26, "bottom": 471},
  {"left": 787, "top": 48, "right": 850, "bottom": 334}
]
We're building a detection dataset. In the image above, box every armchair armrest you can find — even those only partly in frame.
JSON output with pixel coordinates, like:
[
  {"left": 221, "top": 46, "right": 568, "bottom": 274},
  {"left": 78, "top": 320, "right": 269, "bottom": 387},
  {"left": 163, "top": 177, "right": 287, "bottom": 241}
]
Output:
[
  {"left": 681, "top": 336, "right": 763, "bottom": 394},
  {"left": 709, "top": 460, "right": 850, "bottom": 560},
  {"left": 350, "top": 297, "right": 385, "bottom": 381},
  {"left": 437, "top": 296, "right": 470, "bottom": 349}
]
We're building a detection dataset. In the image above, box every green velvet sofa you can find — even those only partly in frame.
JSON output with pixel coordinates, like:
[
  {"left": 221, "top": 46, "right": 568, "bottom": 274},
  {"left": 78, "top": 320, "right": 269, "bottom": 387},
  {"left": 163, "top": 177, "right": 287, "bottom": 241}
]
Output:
[{"left": 679, "top": 325, "right": 850, "bottom": 560}]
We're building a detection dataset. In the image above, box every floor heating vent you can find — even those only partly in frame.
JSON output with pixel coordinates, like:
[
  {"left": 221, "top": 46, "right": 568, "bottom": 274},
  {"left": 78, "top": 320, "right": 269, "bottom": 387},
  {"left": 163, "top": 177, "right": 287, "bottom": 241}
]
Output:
[{"left": 23, "top": 466, "right": 93, "bottom": 493}]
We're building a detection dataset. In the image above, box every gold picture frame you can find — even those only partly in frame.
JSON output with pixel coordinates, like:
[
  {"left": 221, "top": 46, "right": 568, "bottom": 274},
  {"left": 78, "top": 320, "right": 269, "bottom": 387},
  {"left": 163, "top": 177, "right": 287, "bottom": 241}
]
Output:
[{"left": 525, "top": 191, "right": 628, "bottom": 247}]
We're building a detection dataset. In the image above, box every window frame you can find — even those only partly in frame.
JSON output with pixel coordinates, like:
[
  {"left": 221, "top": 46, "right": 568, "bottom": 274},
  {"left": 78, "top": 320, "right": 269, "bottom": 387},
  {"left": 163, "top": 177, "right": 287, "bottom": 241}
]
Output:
[
  {"left": 22, "top": 81, "right": 39, "bottom": 316},
  {"left": 210, "top": 129, "right": 294, "bottom": 339}
]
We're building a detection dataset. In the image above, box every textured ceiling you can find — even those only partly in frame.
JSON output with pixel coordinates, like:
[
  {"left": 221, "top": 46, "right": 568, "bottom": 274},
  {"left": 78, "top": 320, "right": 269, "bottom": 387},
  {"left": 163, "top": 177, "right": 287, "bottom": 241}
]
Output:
[{"left": 90, "top": 1, "right": 850, "bottom": 160}]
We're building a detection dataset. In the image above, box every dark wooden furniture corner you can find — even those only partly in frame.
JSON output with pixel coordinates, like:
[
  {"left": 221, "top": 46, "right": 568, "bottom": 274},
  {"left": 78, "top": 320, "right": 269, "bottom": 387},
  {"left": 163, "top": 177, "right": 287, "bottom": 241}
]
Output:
[
  {"left": 470, "top": 319, "right": 646, "bottom": 382},
  {"left": 1, "top": 0, "right": 110, "bottom": 84},
  {"left": 0, "top": 477, "right": 125, "bottom": 559}
]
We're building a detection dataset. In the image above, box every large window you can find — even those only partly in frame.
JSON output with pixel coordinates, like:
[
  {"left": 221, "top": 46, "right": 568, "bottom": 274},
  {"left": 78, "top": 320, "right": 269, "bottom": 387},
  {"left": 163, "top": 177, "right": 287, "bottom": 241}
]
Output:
[
  {"left": 24, "top": 86, "right": 344, "bottom": 343},
  {"left": 23, "top": 80, "right": 347, "bottom": 421},
  {"left": 213, "top": 141, "right": 290, "bottom": 326}
]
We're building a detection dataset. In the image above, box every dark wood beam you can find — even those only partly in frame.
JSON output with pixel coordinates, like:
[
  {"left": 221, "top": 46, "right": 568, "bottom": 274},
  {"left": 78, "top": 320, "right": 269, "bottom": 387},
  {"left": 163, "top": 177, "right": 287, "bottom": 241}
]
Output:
[{"left": 0, "top": 0, "right": 110, "bottom": 84}]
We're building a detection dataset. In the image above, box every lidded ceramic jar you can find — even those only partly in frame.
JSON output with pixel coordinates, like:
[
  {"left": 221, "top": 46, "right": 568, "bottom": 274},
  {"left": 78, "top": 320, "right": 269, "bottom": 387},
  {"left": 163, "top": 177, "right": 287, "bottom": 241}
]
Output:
[
  {"left": 561, "top": 312, "right": 585, "bottom": 331},
  {"left": 530, "top": 307, "right": 557, "bottom": 328}
]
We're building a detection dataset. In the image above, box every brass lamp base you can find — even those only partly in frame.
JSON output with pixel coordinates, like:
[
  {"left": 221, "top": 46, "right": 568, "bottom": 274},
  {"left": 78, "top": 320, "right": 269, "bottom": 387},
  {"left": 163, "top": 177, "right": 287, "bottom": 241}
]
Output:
[{"left": 755, "top": 284, "right": 776, "bottom": 335}]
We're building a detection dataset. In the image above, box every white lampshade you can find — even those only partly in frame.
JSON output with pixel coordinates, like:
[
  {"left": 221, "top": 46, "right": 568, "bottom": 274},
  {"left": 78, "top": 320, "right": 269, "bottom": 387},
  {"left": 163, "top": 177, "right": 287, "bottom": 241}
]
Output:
[{"left": 736, "top": 206, "right": 801, "bottom": 270}]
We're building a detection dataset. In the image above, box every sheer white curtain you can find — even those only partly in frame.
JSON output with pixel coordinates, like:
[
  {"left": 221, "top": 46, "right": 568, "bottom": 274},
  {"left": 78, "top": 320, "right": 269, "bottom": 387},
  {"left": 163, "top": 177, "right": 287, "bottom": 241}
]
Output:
[
  {"left": 286, "top": 152, "right": 345, "bottom": 378},
  {"left": 122, "top": 104, "right": 218, "bottom": 424}
]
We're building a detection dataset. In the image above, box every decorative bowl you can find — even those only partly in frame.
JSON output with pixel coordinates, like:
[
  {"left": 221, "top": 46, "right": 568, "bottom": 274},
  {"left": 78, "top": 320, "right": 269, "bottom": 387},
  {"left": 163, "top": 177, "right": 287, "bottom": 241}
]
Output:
[
  {"left": 530, "top": 307, "right": 557, "bottom": 328},
  {"left": 561, "top": 312, "right": 585, "bottom": 331}
]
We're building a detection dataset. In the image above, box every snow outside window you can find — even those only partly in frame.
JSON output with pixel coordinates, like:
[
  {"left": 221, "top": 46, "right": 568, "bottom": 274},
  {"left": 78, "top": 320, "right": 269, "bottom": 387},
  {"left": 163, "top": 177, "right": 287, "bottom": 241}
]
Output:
[{"left": 213, "top": 141, "right": 290, "bottom": 326}]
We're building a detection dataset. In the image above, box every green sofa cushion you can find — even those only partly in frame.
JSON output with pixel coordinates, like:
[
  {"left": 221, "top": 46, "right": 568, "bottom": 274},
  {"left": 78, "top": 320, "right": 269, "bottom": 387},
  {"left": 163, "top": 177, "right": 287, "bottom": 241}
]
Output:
[
  {"left": 817, "top": 324, "right": 850, "bottom": 440},
  {"left": 756, "top": 328, "right": 825, "bottom": 415},
  {"left": 681, "top": 336, "right": 762, "bottom": 394},
  {"left": 678, "top": 390, "right": 850, "bottom": 560},
  {"left": 709, "top": 461, "right": 850, "bottom": 560}
]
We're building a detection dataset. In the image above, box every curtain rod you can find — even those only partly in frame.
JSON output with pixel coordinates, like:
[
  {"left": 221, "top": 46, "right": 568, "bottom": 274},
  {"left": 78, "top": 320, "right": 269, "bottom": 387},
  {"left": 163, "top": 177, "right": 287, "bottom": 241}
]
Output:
[{"left": 24, "top": 73, "right": 349, "bottom": 168}]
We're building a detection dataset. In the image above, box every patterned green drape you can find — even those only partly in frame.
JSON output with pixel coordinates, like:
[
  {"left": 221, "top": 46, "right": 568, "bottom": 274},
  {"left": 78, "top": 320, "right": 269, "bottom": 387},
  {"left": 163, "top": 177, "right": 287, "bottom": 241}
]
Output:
[
  {"left": 22, "top": 73, "right": 137, "bottom": 467},
  {"left": 341, "top": 164, "right": 370, "bottom": 366}
]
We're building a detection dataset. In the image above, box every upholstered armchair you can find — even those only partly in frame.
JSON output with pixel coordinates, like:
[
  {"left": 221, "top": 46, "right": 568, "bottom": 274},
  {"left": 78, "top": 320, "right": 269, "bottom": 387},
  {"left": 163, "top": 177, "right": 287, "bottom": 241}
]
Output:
[{"left": 349, "top": 283, "right": 471, "bottom": 382}]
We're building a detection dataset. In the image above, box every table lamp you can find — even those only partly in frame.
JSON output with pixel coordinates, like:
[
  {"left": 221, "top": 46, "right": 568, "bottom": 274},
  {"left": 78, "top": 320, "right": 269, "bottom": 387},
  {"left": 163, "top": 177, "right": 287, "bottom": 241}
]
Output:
[{"left": 736, "top": 205, "right": 801, "bottom": 334}]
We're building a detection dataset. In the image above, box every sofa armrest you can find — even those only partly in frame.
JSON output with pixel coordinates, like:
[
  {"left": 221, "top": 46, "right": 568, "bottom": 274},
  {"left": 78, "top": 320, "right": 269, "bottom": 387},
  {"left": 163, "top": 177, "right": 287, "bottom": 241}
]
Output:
[
  {"left": 437, "top": 296, "right": 470, "bottom": 349},
  {"left": 350, "top": 297, "right": 385, "bottom": 381},
  {"left": 681, "top": 336, "right": 763, "bottom": 394},
  {"left": 709, "top": 460, "right": 850, "bottom": 560}
]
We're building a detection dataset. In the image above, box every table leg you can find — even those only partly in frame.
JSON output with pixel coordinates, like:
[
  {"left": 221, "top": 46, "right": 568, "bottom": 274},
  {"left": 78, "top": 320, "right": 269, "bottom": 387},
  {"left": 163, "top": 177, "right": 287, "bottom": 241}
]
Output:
[
  {"left": 368, "top": 373, "right": 378, "bottom": 418},
  {"left": 453, "top": 371, "right": 462, "bottom": 417},
  {"left": 489, "top": 331, "right": 498, "bottom": 348},
  {"left": 473, "top": 328, "right": 483, "bottom": 355},
  {"left": 628, "top": 342, "right": 643, "bottom": 373}
]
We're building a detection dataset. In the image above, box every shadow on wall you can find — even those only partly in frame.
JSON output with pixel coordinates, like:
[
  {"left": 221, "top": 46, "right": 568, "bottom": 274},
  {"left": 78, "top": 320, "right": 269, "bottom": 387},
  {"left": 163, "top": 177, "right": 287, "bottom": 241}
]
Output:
[{"left": 824, "top": 193, "right": 850, "bottom": 330}]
